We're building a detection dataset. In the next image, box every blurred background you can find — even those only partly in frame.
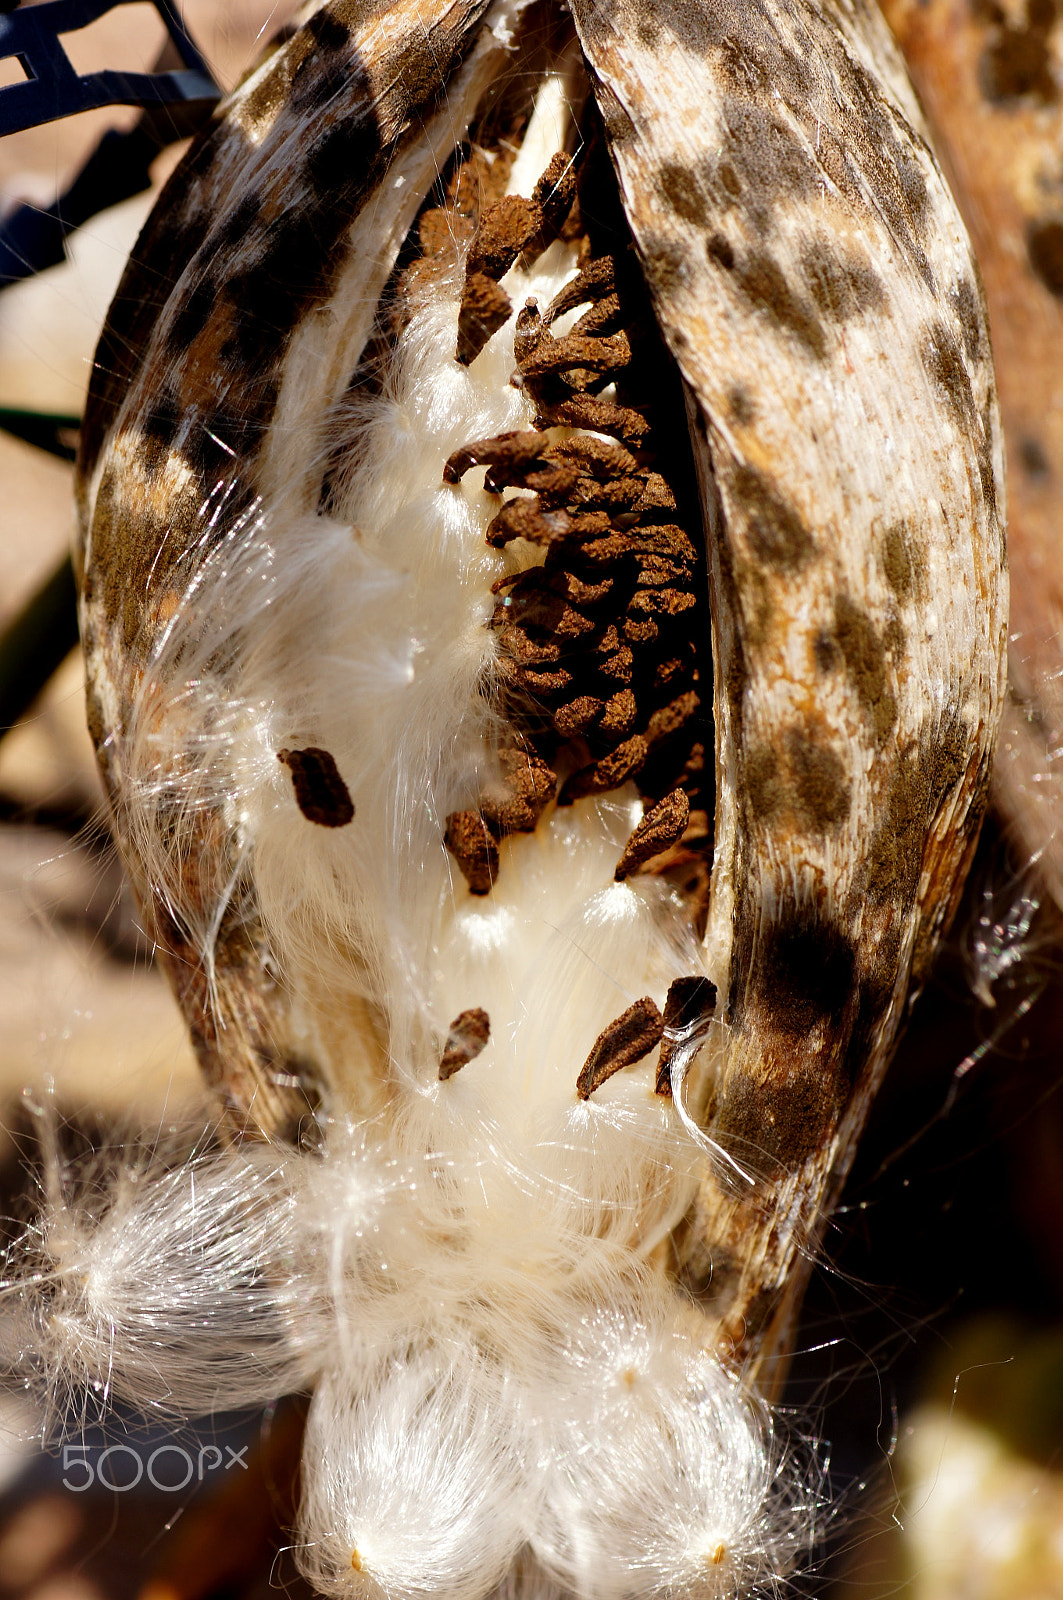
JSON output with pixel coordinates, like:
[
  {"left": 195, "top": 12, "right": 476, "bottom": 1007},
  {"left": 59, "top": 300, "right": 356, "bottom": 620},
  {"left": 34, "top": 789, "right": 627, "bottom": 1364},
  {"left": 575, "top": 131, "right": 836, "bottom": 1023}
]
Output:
[{"left": 0, "top": 3, "right": 1060, "bottom": 1597}]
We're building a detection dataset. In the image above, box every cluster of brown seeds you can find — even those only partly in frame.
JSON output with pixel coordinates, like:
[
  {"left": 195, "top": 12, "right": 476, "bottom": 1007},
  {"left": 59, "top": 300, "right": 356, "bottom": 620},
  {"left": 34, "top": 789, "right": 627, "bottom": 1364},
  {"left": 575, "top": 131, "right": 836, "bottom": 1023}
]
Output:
[
  {"left": 430, "top": 138, "right": 720, "bottom": 1095},
  {"left": 441, "top": 139, "right": 714, "bottom": 910}
]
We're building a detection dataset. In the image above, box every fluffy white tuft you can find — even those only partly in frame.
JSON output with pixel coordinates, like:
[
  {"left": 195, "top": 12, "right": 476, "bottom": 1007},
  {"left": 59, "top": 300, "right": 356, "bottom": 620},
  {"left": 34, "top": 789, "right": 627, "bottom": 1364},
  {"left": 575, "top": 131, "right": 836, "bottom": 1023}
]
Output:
[
  {"left": 299, "top": 1346, "right": 532, "bottom": 1600},
  {"left": 526, "top": 1291, "right": 811, "bottom": 1598},
  {"left": 2, "top": 1125, "right": 317, "bottom": 1428}
]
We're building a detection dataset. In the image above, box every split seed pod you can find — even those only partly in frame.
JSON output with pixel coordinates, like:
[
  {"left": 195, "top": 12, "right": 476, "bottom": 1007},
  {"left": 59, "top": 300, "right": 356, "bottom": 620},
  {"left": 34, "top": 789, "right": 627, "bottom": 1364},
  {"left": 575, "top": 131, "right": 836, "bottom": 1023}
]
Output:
[{"left": 65, "top": 0, "right": 1005, "bottom": 1593}]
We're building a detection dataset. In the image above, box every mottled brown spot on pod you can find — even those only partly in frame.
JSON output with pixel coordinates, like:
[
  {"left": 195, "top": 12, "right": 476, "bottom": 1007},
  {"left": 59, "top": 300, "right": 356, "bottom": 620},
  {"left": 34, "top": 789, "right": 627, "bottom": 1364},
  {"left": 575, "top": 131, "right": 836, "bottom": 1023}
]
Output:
[
  {"left": 717, "top": 161, "right": 742, "bottom": 200},
  {"left": 813, "top": 630, "right": 838, "bottom": 676},
  {"left": 304, "top": 7, "right": 351, "bottom": 51},
  {"left": 727, "top": 385, "right": 755, "bottom": 425},
  {"left": 304, "top": 116, "right": 380, "bottom": 202},
  {"left": 657, "top": 161, "right": 706, "bottom": 224},
  {"left": 721, "top": 902, "right": 859, "bottom": 1170},
  {"left": 635, "top": 11, "right": 661, "bottom": 48},
  {"left": 881, "top": 520, "right": 926, "bottom": 601},
  {"left": 439, "top": 1008, "right": 490, "bottom": 1079},
  {"left": 862, "top": 718, "right": 967, "bottom": 910},
  {"left": 977, "top": 433, "right": 1000, "bottom": 529},
  {"left": 593, "top": 77, "right": 635, "bottom": 145},
  {"left": 1027, "top": 218, "right": 1063, "bottom": 298},
  {"left": 89, "top": 467, "right": 187, "bottom": 656},
  {"left": 732, "top": 464, "right": 814, "bottom": 572},
  {"left": 742, "top": 904, "right": 857, "bottom": 1043},
  {"left": 747, "top": 725, "right": 851, "bottom": 834},
  {"left": 576, "top": 996, "right": 665, "bottom": 1099},
  {"left": 278, "top": 748, "right": 355, "bottom": 827},
  {"left": 78, "top": 121, "right": 226, "bottom": 478},
  {"left": 827, "top": 50, "right": 935, "bottom": 289},
  {"left": 949, "top": 276, "right": 984, "bottom": 363},
  {"left": 291, "top": 21, "right": 357, "bottom": 109},
  {"left": 883, "top": 617, "right": 907, "bottom": 659},
  {"left": 800, "top": 240, "right": 885, "bottom": 322},
  {"left": 921, "top": 321, "right": 975, "bottom": 426},
  {"left": 733, "top": 249, "right": 826, "bottom": 358},
  {"left": 719, "top": 100, "right": 822, "bottom": 207},
  {"left": 643, "top": 232, "right": 691, "bottom": 292},
  {"left": 833, "top": 594, "right": 896, "bottom": 743},
  {"left": 727, "top": 632, "right": 750, "bottom": 720},
  {"left": 706, "top": 232, "right": 735, "bottom": 271},
  {"left": 169, "top": 273, "right": 222, "bottom": 352},
  {"left": 864, "top": 754, "right": 929, "bottom": 910},
  {"left": 929, "top": 714, "right": 971, "bottom": 804}
]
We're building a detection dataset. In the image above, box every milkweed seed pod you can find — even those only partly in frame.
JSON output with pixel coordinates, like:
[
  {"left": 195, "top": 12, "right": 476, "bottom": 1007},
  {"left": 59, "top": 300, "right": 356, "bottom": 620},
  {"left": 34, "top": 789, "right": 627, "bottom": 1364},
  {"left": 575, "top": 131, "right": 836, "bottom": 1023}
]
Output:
[{"left": 24, "top": 0, "right": 1005, "bottom": 1594}]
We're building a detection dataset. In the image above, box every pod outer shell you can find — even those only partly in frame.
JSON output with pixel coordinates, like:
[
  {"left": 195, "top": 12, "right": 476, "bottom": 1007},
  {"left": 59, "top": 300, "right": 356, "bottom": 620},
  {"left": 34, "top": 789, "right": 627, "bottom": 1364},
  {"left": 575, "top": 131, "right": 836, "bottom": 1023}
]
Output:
[{"left": 571, "top": 0, "right": 1007, "bottom": 1361}]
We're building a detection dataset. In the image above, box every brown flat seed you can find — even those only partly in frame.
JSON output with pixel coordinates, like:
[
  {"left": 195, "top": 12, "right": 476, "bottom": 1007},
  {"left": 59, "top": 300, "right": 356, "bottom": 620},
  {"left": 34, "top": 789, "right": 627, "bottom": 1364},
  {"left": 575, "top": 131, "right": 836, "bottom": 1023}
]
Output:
[
  {"left": 597, "top": 647, "right": 634, "bottom": 683},
  {"left": 532, "top": 153, "right": 576, "bottom": 218},
  {"left": 483, "top": 747, "right": 556, "bottom": 834},
  {"left": 576, "top": 995, "right": 665, "bottom": 1099},
  {"left": 647, "top": 691, "right": 699, "bottom": 744},
  {"left": 515, "top": 664, "right": 572, "bottom": 694},
  {"left": 628, "top": 588, "right": 696, "bottom": 618},
  {"left": 420, "top": 205, "right": 475, "bottom": 259},
  {"left": 536, "top": 396, "right": 650, "bottom": 445},
  {"left": 520, "top": 154, "right": 577, "bottom": 265},
  {"left": 623, "top": 615, "right": 659, "bottom": 644},
  {"left": 548, "top": 436, "right": 637, "bottom": 479},
  {"left": 487, "top": 460, "right": 578, "bottom": 498},
  {"left": 578, "top": 475, "right": 645, "bottom": 512},
  {"left": 564, "top": 572, "right": 613, "bottom": 606},
  {"left": 467, "top": 192, "right": 540, "bottom": 281},
  {"left": 573, "top": 293, "right": 624, "bottom": 339},
  {"left": 544, "top": 510, "right": 613, "bottom": 542},
  {"left": 655, "top": 976, "right": 717, "bottom": 1096},
  {"left": 614, "top": 788, "right": 690, "bottom": 881},
  {"left": 457, "top": 272, "right": 513, "bottom": 365},
  {"left": 498, "top": 626, "right": 562, "bottom": 666},
  {"left": 443, "top": 431, "right": 546, "bottom": 484},
  {"left": 654, "top": 656, "right": 688, "bottom": 689},
  {"left": 543, "top": 256, "right": 616, "bottom": 325},
  {"left": 502, "top": 588, "right": 592, "bottom": 641},
  {"left": 568, "top": 533, "right": 632, "bottom": 565},
  {"left": 439, "top": 1007, "right": 491, "bottom": 1079},
  {"left": 521, "top": 329, "right": 632, "bottom": 380},
  {"left": 554, "top": 695, "right": 603, "bottom": 737},
  {"left": 600, "top": 688, "right": 638, "bottom": 737},
  {"left": 277, "top": 748, "right": 355, "bottom": 828},
  {"left": 636, "top": 472, "right": 678, "bottom": 512},
  {"left": 444, "top": 810, "right": 499, "bottom": 895},
  {"left": 560, "top": 734, "right": 648, "bottom": 802},
  {"left": 485, "top": 498, "right": 566, "bottom": 548}
]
